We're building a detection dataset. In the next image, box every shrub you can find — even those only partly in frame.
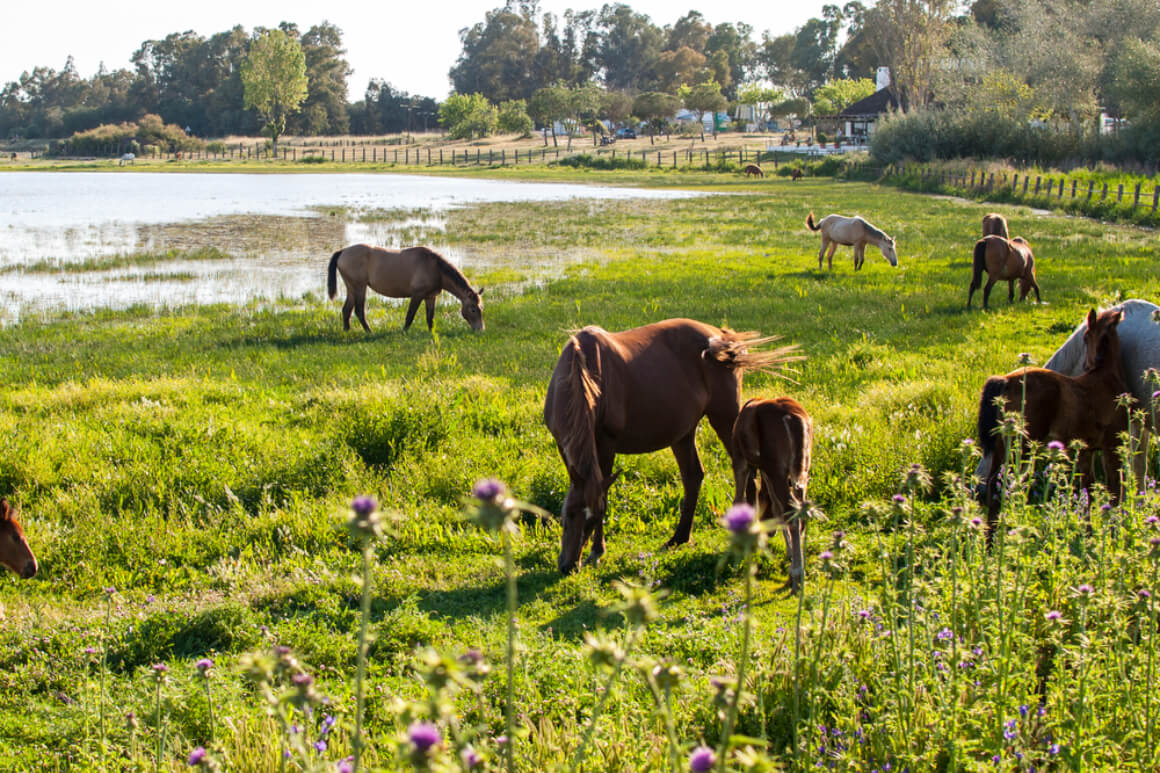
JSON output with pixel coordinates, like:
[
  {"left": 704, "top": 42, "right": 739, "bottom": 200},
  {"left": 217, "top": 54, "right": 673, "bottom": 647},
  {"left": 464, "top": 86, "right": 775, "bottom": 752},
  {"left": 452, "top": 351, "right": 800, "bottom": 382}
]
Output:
[{"left": 555, "top": 154, "right": 648, "bottom": 171}]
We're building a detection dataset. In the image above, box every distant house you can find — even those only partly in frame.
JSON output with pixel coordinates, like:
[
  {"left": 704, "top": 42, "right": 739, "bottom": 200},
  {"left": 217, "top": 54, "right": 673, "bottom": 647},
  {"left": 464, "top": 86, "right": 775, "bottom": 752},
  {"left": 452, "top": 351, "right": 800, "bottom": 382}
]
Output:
[{"left": 837, "top": 67, "right": 898, "bottom": 142}]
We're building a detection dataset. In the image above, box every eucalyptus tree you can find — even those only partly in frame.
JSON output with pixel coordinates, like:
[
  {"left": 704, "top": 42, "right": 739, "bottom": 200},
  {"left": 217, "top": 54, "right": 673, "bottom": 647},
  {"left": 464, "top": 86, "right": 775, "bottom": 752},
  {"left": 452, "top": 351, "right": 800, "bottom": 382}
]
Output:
[{"left": 241, "top": 28, "right": 308, "bottom": 155}]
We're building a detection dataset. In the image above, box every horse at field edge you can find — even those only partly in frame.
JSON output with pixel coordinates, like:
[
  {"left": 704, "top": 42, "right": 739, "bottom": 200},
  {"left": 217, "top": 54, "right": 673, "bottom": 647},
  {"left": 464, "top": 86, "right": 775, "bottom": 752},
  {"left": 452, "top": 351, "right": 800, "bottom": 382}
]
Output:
[
  {"left": 544, "top": 318, "right": 800, "bottom": 574},
  {"left": 982, "top": 212, "right": 1009, "bottom": 239},
  {"left": 967, "top": 235, "right": 1041, "bottom": 309},
  {"left": 0, "top": 499, "right": 37, "bottom": 579},
  {"left": 732, "top": 397, "right": 813, "bottom": 592},
  {"left": 976, "top": 308, "right": 1128, "bottom": 532},
  {"left": 327, "top": 244, "right": 484, "bottom": 333},
  {"left": 805, "top": 212, "right": 898, "bottom": 271},
  {"left": 743, "top": 164, "right": 764, "bottom": 178}
]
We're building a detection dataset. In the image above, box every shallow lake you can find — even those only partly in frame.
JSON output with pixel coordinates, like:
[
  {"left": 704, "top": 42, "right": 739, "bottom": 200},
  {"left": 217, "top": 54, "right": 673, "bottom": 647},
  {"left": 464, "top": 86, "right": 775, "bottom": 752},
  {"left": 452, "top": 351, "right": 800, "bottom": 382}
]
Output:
[{"left": 0, "top": 172, "right": 701, "bottom": 321}]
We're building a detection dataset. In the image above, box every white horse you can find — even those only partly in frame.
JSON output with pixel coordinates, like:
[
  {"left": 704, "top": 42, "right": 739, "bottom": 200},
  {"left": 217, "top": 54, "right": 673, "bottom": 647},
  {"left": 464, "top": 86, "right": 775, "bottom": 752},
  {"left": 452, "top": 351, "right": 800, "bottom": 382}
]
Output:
[
  {"left": 806, "top": 212, "right": 898, "bottom": 271},
  {"left": 976, "top": 298, "right": 1160, "bottom": 488},
  {"left": 119, "top": 153, "right": 135, "bottom": 166}
]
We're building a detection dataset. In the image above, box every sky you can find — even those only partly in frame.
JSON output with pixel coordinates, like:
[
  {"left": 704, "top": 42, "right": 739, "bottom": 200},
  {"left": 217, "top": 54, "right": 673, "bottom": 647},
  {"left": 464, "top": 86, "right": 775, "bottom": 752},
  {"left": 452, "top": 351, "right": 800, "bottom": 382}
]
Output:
[{"left": 2, "top": 1, "right": 828, "bottom": 101}]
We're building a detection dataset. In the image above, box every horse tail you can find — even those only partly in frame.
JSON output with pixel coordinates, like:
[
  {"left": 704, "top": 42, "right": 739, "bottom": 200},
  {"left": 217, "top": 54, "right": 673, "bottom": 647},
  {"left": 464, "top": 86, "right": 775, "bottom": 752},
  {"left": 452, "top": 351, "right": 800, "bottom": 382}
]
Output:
[
  {"left": 971, "top": 239, "right": 987, "bottom": 286},
  {"left": 327, "top": 250, "right": 343, "bottom": 300},
  {"left": 560, "top": 333, "right": 604, "bottom": 506},
  {"left": 977, "top": 376, "right": 1008, "bottom": 458},
  {"left": 806, "top": 212, "right": 820, "bottom": 231},
  {"left": 784, "top": 409, "right": 813, "bottom": 496},
  {"left": 703, "top": 330, "right": 803, "bottom": 376}
]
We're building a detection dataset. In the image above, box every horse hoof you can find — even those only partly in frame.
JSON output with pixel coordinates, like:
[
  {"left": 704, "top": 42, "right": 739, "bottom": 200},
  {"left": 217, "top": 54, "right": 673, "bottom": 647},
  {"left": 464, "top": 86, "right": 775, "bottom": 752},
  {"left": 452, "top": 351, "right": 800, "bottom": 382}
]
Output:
[{"left": 584, "top": 550, "right": 603, "bottom": 567}]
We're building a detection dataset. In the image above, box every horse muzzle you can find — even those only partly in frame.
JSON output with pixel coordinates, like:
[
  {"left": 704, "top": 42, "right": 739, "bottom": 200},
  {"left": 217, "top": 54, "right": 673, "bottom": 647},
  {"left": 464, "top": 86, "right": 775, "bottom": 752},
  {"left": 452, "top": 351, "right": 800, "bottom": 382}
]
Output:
[{"left": 21, "top": 559, "right": 37, "bottom": 579}]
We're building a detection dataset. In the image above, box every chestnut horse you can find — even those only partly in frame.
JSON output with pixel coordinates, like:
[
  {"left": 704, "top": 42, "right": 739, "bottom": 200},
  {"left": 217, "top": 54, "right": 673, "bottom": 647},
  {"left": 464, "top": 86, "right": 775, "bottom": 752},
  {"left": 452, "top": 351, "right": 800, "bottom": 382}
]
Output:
[
  {"left": 968, "top": 235, "right": 1041, "bottom": 309},
  {"left": 0, "top": 499, "right": 37, "bottom": 579},
  {"left": 327, "top": 245, "right": 484, "bottom": 333},
  {"left": 982, "top": 213, "right": 1009, "bottom": 239},
  {"left": 732, "top": 397, "right": 813, "bottom": 591},
  {"left": 743, "top": 164, "right": 764, "bottom": 178},
  {"left": 977, "top": 309, "right": 1128, "bottom": 528},
  {"left": 544, "top": 318, "right": 799, "bottom": 574},
  {"left": 806, "top": 212, "right": 898, "bottom": 271}
]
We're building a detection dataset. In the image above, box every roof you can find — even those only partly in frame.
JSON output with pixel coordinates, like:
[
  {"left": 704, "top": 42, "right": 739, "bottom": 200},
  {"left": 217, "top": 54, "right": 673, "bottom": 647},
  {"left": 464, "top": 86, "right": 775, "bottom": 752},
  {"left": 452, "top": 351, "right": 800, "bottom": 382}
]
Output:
[{"left": 838, "top": 88, "right": 899, "bottom": 118}]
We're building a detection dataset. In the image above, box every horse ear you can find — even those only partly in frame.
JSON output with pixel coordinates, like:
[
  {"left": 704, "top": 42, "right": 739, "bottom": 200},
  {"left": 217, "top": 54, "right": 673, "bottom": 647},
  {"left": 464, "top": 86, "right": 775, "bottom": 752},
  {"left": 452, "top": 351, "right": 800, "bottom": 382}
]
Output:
[
  {"left": 0, "top": 499, "right": 9, "bottom": 521},
  {"left": 1087, "top": 309, "right": 1098, "bottom": 329},
  {"left": 476, "top": 287, "right": 485, "bottom": 297}
]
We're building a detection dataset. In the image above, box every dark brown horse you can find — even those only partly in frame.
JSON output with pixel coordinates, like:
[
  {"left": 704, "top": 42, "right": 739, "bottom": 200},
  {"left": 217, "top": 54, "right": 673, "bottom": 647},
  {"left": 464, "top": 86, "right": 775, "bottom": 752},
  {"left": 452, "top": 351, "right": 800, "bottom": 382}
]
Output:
[
  {"left": 732, "top": 397, "right": 813, "bottom": 591},
  {"left": 789, "top": 168, "right": 804, "bottom": 181},
  {"left": 0, "top": 499, "right": 37, "bottom": 579},
  {"left": 743, "top": 164, "right": 764, "bottom": 178},
  {"left": 968, "top": 235, "right": 1041, "bottom": 309},
  {"left": 982, "top": 212, "right": 1009, "bottom": 239},
  {"left": 327, "top": 245, "right": 484, "bottom": 332},
  {"left": 544, "top": 318, "right": 799, "bottom": 574},
  {"left": 977, "top": 309, "right": 1128, "bottom": 529}
]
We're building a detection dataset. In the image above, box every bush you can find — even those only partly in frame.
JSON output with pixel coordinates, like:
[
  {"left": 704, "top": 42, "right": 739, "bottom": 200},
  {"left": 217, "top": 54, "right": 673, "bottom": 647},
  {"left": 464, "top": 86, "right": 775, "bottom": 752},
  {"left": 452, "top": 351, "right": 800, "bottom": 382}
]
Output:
[
  {"left": 53, "top": 114, "right": 205, "bottom": 157},
  {"left": 554, "top": 154, "right": 648, "bottom": 171}
]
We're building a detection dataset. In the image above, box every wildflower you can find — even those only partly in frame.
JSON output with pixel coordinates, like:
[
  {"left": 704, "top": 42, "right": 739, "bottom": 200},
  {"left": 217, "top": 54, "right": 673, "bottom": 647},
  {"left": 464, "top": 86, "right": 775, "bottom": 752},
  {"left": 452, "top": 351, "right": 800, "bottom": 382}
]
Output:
[
  {"left": 724, "top": 502, "right": 755, "bottom": 534},
  {"left": 1076, "top": 583, "right": 1094, "bottom": 595},
  {"left": 1004, "top": 719, "right": 1017, "bottom": 740},
  {"left": 347, "top": 495, "right": 383, "bottom": 541},
  {"left": 195, "top": 658, "right": 213, "bottom": 676},
  {"left": 84, "top": 646, "right": 98, "bottom": 655},
  {"left": 689, "top": 746, "right": 716, "bottom": 772},
  {"left": 188, "top": 747, "right": 207, "bottom": 766},
  {"left": 473, "top": 478, "right": 506, "bottom": 502},
  {"left": 992, "top": 754, "right": 1002, "bottom": 764},
  {"left": 892, "top": 494, "right": 907, "bottom": 505},
  {"left": 320, "top": 715, "right": 337, "bottom": 736},
  {"left": 820, "top": 550, "right": 834, "bottom": 561},
  {"left": 461, "top": 746, "right": 482, "bottom": 768},
  {"left": 1047, "top": 440, "right": 1065, "bottom": 452},
  {"left": 1019, "top": 704, "right": 1029, "bottom": 718},
  {"left": 1146, "top": 516, "right": 1159, "bottom": 525},
  {"left": 969, "top": 517, "right": 983, "bottom": 529},
  {"left": 125, "top": 711, "right": 139, "bottom": 730},
  {"left": 313, "top": 740, "right": 327, "bottom": 753},
  {"left": 466, "top": 478, "right": 516, "bottom": 532},
  {"left": 408, "top": 721, "right": 441, "bottom": 752},
  {"left": 104, "top": 586, "right": 116, "bottom": 595},
  {"left": 1046, "top": 610, "right": 1063, "bottom": 621},
  {"left": 1139, "top": 589, "right": 1152, "bottom": 600},
  {"left": 337, "top": 757, "right": 354, "bottom": 773},
  {"left": 936, "top": 627, "right": 952, "bottom": 641},
  {"left": 858, "top": 609, "right": 872, "bottom": 620},
  {"left": 152, "top": 663, "right": 169, "bottom": 682},
  {"left": 1018, "top": 352, "right": 1032, "bottom": 366},
  {"left": 1048, "top": 743, "right": 1060, "bottom": 755}
]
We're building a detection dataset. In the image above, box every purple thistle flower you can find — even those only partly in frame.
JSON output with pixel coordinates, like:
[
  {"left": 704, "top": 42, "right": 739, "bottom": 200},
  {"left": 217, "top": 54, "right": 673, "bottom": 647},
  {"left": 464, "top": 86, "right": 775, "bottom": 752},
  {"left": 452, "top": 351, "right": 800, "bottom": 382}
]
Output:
[
  {"left": 1019, "top": 704, "right": 1029, "bottom": 717},
  {"left": 408, "top": 721, "right": 441, "bottom": 752},
  {"left": 195, "top": 658, "right": 213, "bottom": 672},
  {"left": 936, "top": 627, "right": 952, "bottom": 641},
  {"left": 461, "top": 747, "right": 482, "bottom": 769},
  {"left": 723, "top": 503, "right": 755, "bottom": 534},
  {"left": 1139, "top": 589, "right": 1152, "bottom": 599},
  {"left": 313, "top": 740, "right": 327, "bottom": 753},
  {"left": 337, "top": 757, "right": 354, "bottom": 773},
  {"left": 689, "top": 746, "right": 716, "bottom": 772},
  {"left": 992, "top": 754, "right": 1001, "bottom": 764},
  {"left": 969, "top": 517, "right": 983, "bottom": 528},
  {"left": 350, "top": 495, "right": 377, "bottom": 518},
  {"left": 1004, "top": 719, "right": 1017, "bottom": 740},
  {"left": 1047, "top": 440, "right": 1065, "bottom": 451},
  {"left": 1049, "top": 743, "right": 1060, "bottom": 755},
  {"left": 820, "top": 550, "right": 834, "bottom": 561},
  {"left": 473, "top": 478, "right": 506, "bottom": 501},
  {"left": 152, "top": 663, "right": 168, "bottom": 674},
  {"left": 1046, "top": 610, "right": 1063, "bottom": 620},
  {"left": 1152, "top": 536, "right": 1160, "bottom": 546},
  {"left": 1146, "top": 516, "right": 1159, "bottom": 525},
  {"left": 1077, "top": 583, "right": 1094, "bottom": 595},
  {"left": 187, "top": 747, "right": 207, "bottom": 766},
  {"left": 292, "top": 672, "right": 314, "bottom": 687},
  {"left": 892, "top": 494, "right": 907, "bottom": 504},
  {"left": 858, "top": 609, "right": 871, "bottom": 619},
  {"left": 84, "top": 646, "right": 98, "bottom": 655}
]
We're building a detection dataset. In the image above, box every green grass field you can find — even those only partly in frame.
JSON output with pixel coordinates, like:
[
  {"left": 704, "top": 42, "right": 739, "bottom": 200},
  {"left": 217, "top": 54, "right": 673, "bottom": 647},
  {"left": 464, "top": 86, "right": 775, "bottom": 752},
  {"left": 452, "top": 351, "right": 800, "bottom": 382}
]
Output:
[{"left": 0, "top": 169, "right": 1158, "bottom": 771}]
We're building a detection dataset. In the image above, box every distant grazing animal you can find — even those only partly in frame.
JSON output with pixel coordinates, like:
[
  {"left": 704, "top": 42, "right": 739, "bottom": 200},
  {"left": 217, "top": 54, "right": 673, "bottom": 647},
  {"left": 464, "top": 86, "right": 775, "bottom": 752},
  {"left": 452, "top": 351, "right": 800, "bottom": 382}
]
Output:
[
  {"left": 982, "top": 212, "right": 1009, "bottom": 239},
  {"left": 975, "top": 299, "right": 1160, "bottom": 491},
  {"left": 119, "top": 153, "right": 135, "bottom": 166},
  {"left": 544, "top": 318, "right": 799, "bottom": 574},
  {"left": 743, "top": 164, "right": 764, "bottom": 178},
  {"left": 805, "top": 212, "right": 898, "bottom": 271},
  {"left": 732, "top": 397, "right": 813, "bottom": 591},
  {"left": 967, "top": 235, "right": 1041, "bottom": 309},
  {"left": 327, "top": 244, "right": 484, "bottom": 333},
  {"left": 977, "top": 309, "right": 1128, "bottom": 531},
  {"left": 0, "top": 499, "right": 37, "bottom": 579},
  {"left": 789, "top": 168, "right": 804, "bottom": 181}
]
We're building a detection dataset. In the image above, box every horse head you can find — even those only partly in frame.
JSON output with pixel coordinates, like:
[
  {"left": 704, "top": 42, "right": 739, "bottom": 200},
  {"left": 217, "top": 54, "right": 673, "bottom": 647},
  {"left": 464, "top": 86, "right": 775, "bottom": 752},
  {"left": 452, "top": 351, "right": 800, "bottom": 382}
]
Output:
[
  {"left": 1082, "top": 308, "right": 1124, "bottom": 372},
  {"left": 461, "top": 288, "right": 485, "bottom": 331},
  {"left": 0, "top": 499, "right": 37, "bottom": 579},
  {"left": 558, "top": 469, "right": 620, "bottom": 574},
  {"left": 880, "top": 238, "right": 898, "bottom": 267}
]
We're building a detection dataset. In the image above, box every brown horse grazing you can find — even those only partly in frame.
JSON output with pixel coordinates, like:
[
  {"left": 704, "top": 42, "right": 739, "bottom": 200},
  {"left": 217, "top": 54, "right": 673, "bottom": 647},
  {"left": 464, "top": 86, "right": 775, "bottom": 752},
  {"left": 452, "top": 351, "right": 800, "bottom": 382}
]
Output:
[
  {"left": 982, "top": 212, "right": 1009, "bottom": 239},
  {"left": 732, "top": 397, "right": 813, "bottom": 591},
  {"left": 743, "top": 164, "right": 764, "bottom": 178},
  {"left": 977, "top": 309, "right": 1128, "bottom": 530},
  {"left": 544, "top": 318, "right": 800, "bottom": 574},
  {"left": 327, "top": 244, "right": 484, "bottom": 333},
  {"left": 789, "top": 168, "right": 804, "bottom": 181},
  {"left": 806, "top": 212, "right": 898, "bottom": 271},
  {"left": 0, "top": 499, "right": 37, "bottom": 579},
  {"left": 967, "top": 235, "right": 1041, "bottom": 309}
]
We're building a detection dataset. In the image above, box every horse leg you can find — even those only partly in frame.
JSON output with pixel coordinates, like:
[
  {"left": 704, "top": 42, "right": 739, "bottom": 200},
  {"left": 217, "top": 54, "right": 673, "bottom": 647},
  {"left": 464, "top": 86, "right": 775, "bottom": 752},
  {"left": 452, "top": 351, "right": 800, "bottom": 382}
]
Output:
[
  {"left": 817, "top": 237, "right": 829, "bottom": 270},
  {"left": 424, "top": 294, "right": 437, "bottom": 331},
  {"left": 967, "top": 274, "right": 980, "bottom": 308},
  {"left": 854, "top": 243, "right": 865, "bottom": 271},
  {"left": 342, "top": 297, "right": 354, "bottom": 331},
  {"left": 982, "top": 279, "right": 997, "bottom": 309},
  {"left": 707, "top": 403, "right": 748, "bottom": 507},
  {"left": 402, "top": 296, "right": 423, "bottom": 331},
  {"left": 354, "top": 291, "right": 371, "bottom": 332},
  {"left": 585, "top": 445, "right": 616, "bottom": 567},
  {"left": 1008, "top": 279, "right": 1015, "bottom": 304},
  {"left": 664, "top": 431, "right": 704, "bottom": 547},
  {"left": 826, "top": 242, "right": 837, "bottom": 271}
]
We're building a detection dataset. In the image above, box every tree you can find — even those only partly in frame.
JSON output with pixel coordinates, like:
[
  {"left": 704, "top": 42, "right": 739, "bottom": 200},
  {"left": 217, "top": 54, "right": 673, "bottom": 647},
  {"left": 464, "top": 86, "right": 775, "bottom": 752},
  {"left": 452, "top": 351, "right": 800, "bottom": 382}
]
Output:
[
  {"left": 705, "top": 22, "right": 755, "bottom": 99},
  {"left": 790, "top": 7, "right": 844, "bottom": 91},
  {"left": 596, "top": 4, "right": 664, "bottom": 92},
  {"left": 632, "top": 91, "right": 680, "bottom": 143},
  {"left": 653, "top": 47, "right": 707, "bottom": 94},
  {"left": 680, "top": 80, "right": 726, "bottom": 141},
  {"left": 497, "top": 99, "right": 534, "bottom": 136},
  {"left": 738, "top": 84, "right": 783, "bottom": 129},
  {"left": 438, "top": 93, "right": 497, "bottom": 139},
  {"left": 450, "top": 2, "right": 541, "bottom": 102},
  {"left": 529, "top": 82, "right": 571, "bottom": 146},
  {"left": 863, "top": 0, "right": 956, "bottom": 111},
  {"left": 241, "top": 29, "right": 308, "bottom": 154},
  {"left": 295, "top": 22, "right": 351, "bottom": 136},
  {"left": 1106, "top": 38, "right": 1160, "bottom": 125},
  {"left": 811, "top": 78, "right": 875, "bottom": 115}
]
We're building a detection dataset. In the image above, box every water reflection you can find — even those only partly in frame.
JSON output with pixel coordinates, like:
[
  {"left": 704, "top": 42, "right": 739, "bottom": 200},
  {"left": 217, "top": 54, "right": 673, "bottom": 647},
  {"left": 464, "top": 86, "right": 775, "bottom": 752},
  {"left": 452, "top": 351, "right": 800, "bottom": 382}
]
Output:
[{"left": 0, "top": 172, "right": 701, "bottom": 322}]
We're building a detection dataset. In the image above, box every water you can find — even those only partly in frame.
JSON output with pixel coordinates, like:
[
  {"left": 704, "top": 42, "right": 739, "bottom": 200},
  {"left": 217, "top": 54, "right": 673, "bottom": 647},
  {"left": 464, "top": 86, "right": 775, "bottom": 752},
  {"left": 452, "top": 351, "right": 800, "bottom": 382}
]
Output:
[{"left": 0, "top": 172, "right": 701, "bottom": 321}]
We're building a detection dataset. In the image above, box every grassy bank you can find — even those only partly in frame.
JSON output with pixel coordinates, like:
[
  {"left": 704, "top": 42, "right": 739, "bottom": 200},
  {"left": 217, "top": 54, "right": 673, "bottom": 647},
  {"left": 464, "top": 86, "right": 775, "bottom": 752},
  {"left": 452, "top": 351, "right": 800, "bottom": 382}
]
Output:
[{"left": 1, "top": 175, "right": 1158, "bottom": 770}]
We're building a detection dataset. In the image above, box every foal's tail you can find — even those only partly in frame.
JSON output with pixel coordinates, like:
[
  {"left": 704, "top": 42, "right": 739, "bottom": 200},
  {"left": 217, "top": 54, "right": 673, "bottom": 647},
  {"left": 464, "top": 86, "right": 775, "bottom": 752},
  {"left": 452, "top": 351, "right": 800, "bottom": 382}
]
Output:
[
  {"left": 976, "top": 376, "right": 1008, "bottom": 458},
  {"left": 327, "top": 249, "right": 343, "bottom": 300},
  {"left": 971, "top": 239, "right": 987, "bottom": 287},
  {"left": 805, "top": 212, "right": 820, "bottom": 231},
  {"left": 560, "top": 333, "right": 604, "bottom": 506},
  {"left": 703, "top": 331, "right": 803, "bottom": 376}
]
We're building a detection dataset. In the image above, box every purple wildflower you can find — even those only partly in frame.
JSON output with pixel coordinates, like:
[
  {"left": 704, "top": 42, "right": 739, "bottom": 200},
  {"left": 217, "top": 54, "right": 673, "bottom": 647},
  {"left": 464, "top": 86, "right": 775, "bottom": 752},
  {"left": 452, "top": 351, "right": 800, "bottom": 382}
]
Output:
[
  {"left": 1146, "top": 516, "right": 1159, "bottom": 525},
  {"left": 892, "top": 494, "right": 907, "bottom": 504},
  {"left": 1046, "top": 610, "right": 1063, "bottom": 620},
  {"left": 292, "top": 673, "right": 314, "bottom": 687},
  {"left": 723, "top": 503, "right": 755, "bottom": 534},
  {"left": 820, "top": 550, "right": 834, "bottom": 561},
  {"left": 195, "top": 658, "right": 213, "bottom": 672},
  {"left": 859, "top": 609, "right": 871, "bottom": 619},
  {"left": 1077, "top": 583, "right": 1094, "bottom": 595},
  {"left": 1047, "top": 440, "right": 1065, "bottom": 452},
  {"left": 461, "top": 747, "right": 482, "bottom": 769},
  {"left": 350, "top": 495, "right": 377, "bottom": 518},
  {"left": 152, "top": 663, "right": 168, "bottom": 674},
  {"left": 1004, "top": 719, "right": 1017, "bottom": 740},
  {"left": 337, "top": 757, "right": 354, "bottom": 773},
  {"left": 473, "top": 478, "right": 506, "bottom": 501},
  {"left": 313, "top": 740, "right": 327, "bottom": 753},
  {"left": 1139, "top": 589, "right": 1152, "bottom": 599},
  {"left": 1049, "top": 743, "right": 1060, "bottom": 755},
  {"left": 1019, "top": 704, "right": 1029, "bottom": 717},
  {"left": 84, "top": 646, "right": 98, "bottom": 655},
  {"left": 936, "top": 627, "right": 952, "bottom": 641},
  {"left": 970, "top": 517, "right": 983, "bottom": 528},
  {"left": 188, "top": 747, "right": 207, "bottom": 766},
  {"left": 689, "top": 746, "right": 716, "bottom": 772},
  {"left": 408, "top": 722, "right": 441, "bottom": 752}
]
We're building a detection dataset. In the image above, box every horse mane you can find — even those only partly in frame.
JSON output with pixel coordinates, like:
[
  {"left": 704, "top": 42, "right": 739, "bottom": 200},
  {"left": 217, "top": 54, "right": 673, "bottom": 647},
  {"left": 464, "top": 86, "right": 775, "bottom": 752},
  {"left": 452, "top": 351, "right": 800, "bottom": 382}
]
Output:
[
  {"left": 703, "top": 330, "right": 803, "bottom": 376},
  {"left": 560, "top": 334, "right": 604, "bottom": 505},
  {"left": 858, "top": 218, "right": 890, "bottom": 243},
  {"left": 422, "top": 247, "right": 477, "bottom": 300}
]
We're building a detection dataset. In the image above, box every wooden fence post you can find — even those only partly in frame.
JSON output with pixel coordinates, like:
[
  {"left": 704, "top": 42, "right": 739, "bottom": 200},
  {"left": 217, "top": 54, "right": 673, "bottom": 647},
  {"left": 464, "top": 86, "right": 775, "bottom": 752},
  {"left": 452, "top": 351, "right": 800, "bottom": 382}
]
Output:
[
  {"left": 1133, "top": 183, "right": 1141, "bottom": 208},
  {"left": 1071, "top": 180, "right": 1077, "bottom": 199},
  {"left": 1101, "top": 182, "right": 1108, "bottom": 201},
  {"left": 1117, "top": 184, "right": 1124, "bottom": 203},
  {"left": 1152, "top": 187, "right": 1159, "bottom": 213},
  {"left": 1087, "top": 181, "right": 1094, "bottom": 202},
  {"left": 1034, "top": 177, "right": 1041, "bottom": 195}
]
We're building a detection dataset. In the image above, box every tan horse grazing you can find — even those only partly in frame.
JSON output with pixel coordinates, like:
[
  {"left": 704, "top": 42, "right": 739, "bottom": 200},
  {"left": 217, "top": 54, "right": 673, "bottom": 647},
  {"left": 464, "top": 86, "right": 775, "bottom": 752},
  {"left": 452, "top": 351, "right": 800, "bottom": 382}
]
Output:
[
  {"left": 327, "top": 245, "right": 484, "bottom": 333},
  {"left": 982, "top": 212, "right": 1009, "bottom": 239},
  {"left": 977, "top": 309, "right": 1127, "bottom": 531},
  {"left": 732, "top": 397, "right": 813, "bottom": 591},
  {"left": 806, "top": 212, "right": 898, "bottom": 271},
  {"left": 743, "top": 164, "right": 764, "bottom": 178},
  {"left": 0, "top": 499, "right": 37, "bottom": 579},
  {"left": 544, "top": 318, "right": 800, "bottom": 574},
  {"left": 967, "top": 235, "right": 1041, "bottom": 309}
]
